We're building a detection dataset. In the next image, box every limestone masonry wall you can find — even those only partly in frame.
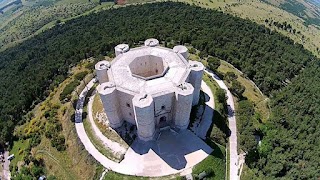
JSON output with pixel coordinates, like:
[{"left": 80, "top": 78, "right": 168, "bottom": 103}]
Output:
[
  {"left": 95, "top": 39, "right": 204, "bottom": 141},
  {"left": 97, "top": 82, "right": 123, "bottom": 128},
  {"left": 174, "top": 83, "right": 194, "bottom": 129}
]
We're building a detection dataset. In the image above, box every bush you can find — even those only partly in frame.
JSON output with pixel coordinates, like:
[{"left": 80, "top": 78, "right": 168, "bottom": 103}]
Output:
[
  {"left": 215, "top": 88, "right": 227, "bottom": 104},
  {"left": 224, "top": 72, "right": 237, "bottom": 83},
  {"left": 207, "top": 56, "right": 220, "bottom": 71},
  {"left": 51, "top": 134, "right": 66, "bottom": 151},
  {"left": 230, "top": 80, "right": 245, "bottom": 98},
  {"left": 30, "top": 134, "right": 41, "bottom": 147},
  {"left": 74, "top": 71, "right": 88, "bottom": 81},
  {"left": 237, "top": 100, "right": 257, "bottom": 152},
  {"left": 59, "top": 80, "right": 80, "bottom": 101}
]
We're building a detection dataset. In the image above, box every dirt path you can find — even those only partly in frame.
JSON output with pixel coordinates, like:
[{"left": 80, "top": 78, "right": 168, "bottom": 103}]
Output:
[{"left": 205, "top": 70, "right": 239, "bottom": 180}]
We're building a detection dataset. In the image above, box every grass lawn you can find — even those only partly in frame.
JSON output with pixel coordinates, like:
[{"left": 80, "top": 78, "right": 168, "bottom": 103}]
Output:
[
  {"left": 196, "top": 73, "right": 227, "bottom": 179},
  {"left": 9, "top": 138, "right": 30, "bottom": 170},
  {"left": 192, "top": 140, "right": 226, "bottom": 180},
  {"left": 103, "top": 171, "right": 149, "bottom": 180},
  {"left": 91, "top": 94, "right": 130, "bottom": 148},
  {"left": 103, "top": 170, "right": 180, "bottom": 180},
  {"left": 82, "top": 112, "right": 121, "bottom": 162},
  {"left": 203, "top": 73, "right": 223, "bottom": 110},
  {"left": 226, "top": 141, "right": 230, "bottom": 180}
]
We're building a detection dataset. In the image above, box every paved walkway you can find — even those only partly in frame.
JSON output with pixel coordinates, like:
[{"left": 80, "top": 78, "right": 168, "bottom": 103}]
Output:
[
  {"left": 87, "top": 91, "right": 127, "bottom": 155},
  {"left": 74, "top": 79, "right": 122, "bottom": 171},
  {"left": 195, "top": 80, "right": 215, "bottom": 139},
  {"left": 204, "top": 69, "right": 238, "bottom": 180},
  {"left": 119, "top": 129, "right": 212, "bottom": 177},
  {"left": 2, "top": 151, "right": 10, "bottom": 180}
]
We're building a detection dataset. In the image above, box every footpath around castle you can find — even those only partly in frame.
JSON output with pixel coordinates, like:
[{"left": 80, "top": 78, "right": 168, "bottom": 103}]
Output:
[{"left": 74, "top": 39, "right": 239, "bottom": 179}]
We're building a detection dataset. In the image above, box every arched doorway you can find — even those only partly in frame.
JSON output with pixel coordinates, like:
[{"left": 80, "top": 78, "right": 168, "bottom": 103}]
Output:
[{"left": 159, "top": 116, "right": 168, "bottom": 128}]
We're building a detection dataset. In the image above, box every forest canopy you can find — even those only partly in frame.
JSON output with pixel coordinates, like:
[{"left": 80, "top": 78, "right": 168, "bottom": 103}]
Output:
[{"left": 0, "top": 2, "right": 319, "bottom": 178}]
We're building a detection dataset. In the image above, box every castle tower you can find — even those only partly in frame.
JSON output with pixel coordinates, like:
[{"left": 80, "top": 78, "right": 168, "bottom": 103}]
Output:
[
  {"left": 173, "top": 45, "right": 189, "bottom": 59},
  {"left": 95, "top": 60, "right": 110, "bottom": 84},
  {"left": 115, "top": 44, "right": 129, "bottom": 56},
  {"left": 133, "top": 93, "right": 155, "bottom": 141},
  {"left": 174, "top": 83, "right": 194, "bottom": 130},
  {"left": 188, "top": 61, "right": 204, "bottom": 106},
  {"left": 144, "top": 38, "right": 159, "bottom": 47},
  {"left": 95, "top": 39, "right": 205, "bottom": 141},
  {"left": 97, "top": 82, "right": 123, "bottom": 128}
]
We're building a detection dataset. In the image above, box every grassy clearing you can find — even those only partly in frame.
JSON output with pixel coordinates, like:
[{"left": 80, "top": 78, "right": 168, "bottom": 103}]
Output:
[
  {"left": 103, "top": 170, "right": 179, "bottom": 180},
  {"left": 217, "top": 60, "right": 270, "bottom": 123},
  {"left": 91, "top": 94, "right": 130, "bottom": 149},
  {"left": 9, "top": 139, "right": 30, "bottom": 171},
  {"left": 192, "top": 140, "right": 226, "bottom": 180},
  {"left": 34, "top": 138, "right": 78, "bottom": 180},
  {"left": 103, "top": 172, "right": 149, "bottom": 180},
  {"left": 82, "top": 113, "right": 120, "bottom": 162},
  {"left": 203, "top": 73, "right": 223, "bottom": 110}
]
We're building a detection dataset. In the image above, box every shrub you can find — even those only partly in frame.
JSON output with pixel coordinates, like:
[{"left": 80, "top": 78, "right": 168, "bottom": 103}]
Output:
[
  {"left": 30, "top": 134, "right": 41, "bottom": 147},
  {"left": 207, "top": 56, "right": 220, "bottom": 71},
  {"left": 74, "top": 71, "right": 88, "bottom": 81},
  {"left": 60, "top": 80, "right": 80, "bottom": 101},
  {"left": 51, "top": 134, "right": 66, "bottom": 151}
]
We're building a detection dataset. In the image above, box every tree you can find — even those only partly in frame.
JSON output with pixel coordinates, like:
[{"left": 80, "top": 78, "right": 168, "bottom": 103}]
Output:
[
  {"left": 230, "top": 80, "right": 245, "bottom": 98},
  {"left": 207, "top": 57, "right": 220, "bottom": 71},
  {"left": 225, "top": 72, "right": 237, "bottom": 83},
  {"left": 215, "top": 88, "right": 227, "bottom": 103}
]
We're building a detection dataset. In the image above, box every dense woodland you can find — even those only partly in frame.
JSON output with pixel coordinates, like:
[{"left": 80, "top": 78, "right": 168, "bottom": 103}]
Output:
[{"left": 0, "top": 2, "right": 319, "bottom": 178}]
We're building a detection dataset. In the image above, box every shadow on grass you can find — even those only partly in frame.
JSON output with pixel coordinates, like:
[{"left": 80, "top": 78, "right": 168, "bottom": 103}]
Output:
[
  {"left": 193, "top": 139, "right": 225, "bottom": 179},
  {"left": 213, "top": 109, "right": 231, "bottom": 137},
  {"left": 205, "top": 139, "right": 225, "bottom": 159},
  {"left": 206, "top": 109, "right": 231, "bottom": 141}
]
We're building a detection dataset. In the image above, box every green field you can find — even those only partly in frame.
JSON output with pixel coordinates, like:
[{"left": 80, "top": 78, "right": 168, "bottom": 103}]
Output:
[
  {"left": 9, "top": 139, "right": 30, "bottom": 172},
  {"left": 192, "top": 141, "right": 226, "bottom": 180}
]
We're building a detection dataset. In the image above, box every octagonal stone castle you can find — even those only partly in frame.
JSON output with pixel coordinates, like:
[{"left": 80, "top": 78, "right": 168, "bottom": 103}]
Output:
[{"left": 95, "top": 39, "right": 204, "bottom": 141}]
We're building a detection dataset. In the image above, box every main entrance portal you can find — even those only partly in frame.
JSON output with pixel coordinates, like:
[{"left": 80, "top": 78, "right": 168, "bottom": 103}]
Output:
[{"left": 159, "top": 116, "right": 168, "bottom": 128}]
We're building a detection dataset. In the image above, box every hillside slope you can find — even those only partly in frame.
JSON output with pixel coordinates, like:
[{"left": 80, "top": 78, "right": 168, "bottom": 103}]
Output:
[
  {"left": 0, "top": 2, "right": 319, "bottom": 179},
  {"left": 261, "top": 0, "right": 320, "bottom": 26}
]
